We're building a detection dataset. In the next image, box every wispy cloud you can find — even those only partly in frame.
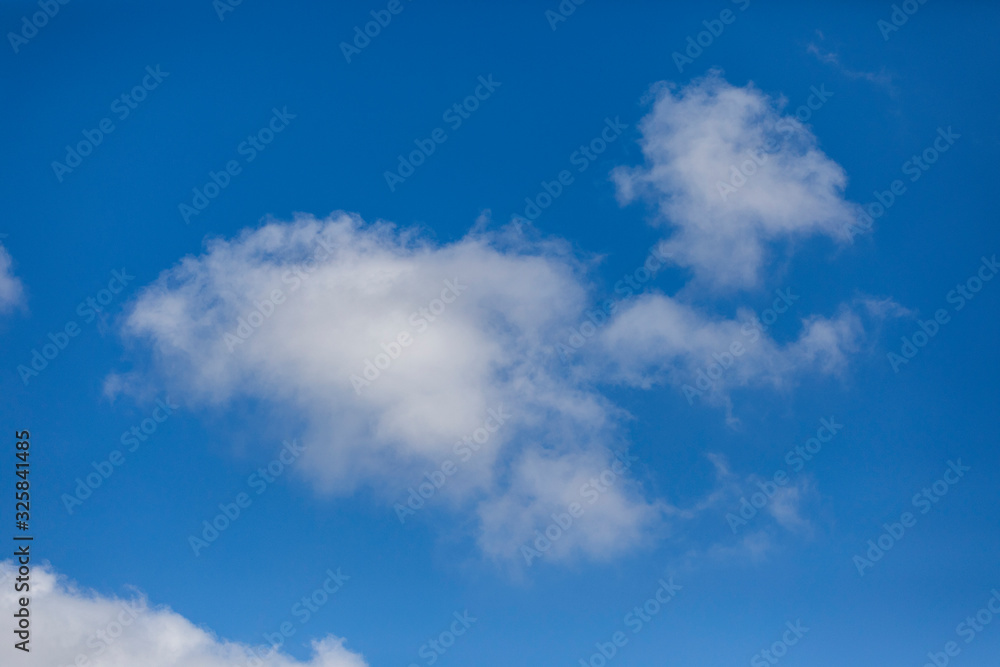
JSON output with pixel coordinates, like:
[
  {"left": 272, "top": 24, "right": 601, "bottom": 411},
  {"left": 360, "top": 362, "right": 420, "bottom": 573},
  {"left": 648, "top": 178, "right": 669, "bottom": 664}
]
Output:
[
  {"left": 592, "top": 293, "right": 863, "bottom": 398},
  {"left": 0, "top": 242, "right": 25, "bottom": 313},
  {"left": 807, "top": 33, "right": 894, "bottom": 90}
]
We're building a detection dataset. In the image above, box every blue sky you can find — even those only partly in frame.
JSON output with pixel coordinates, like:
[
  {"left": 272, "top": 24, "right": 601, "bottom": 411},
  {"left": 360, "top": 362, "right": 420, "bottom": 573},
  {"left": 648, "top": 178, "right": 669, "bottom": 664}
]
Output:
[{"left": 1, "top": 1, "right": 999, "bottom": 665}]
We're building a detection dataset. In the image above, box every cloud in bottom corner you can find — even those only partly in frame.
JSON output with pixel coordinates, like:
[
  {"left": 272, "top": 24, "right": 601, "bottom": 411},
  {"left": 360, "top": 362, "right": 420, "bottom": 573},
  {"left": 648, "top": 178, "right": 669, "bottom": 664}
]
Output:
[{"left": 0, "top": 561, "right": 367, "bottom": 667}]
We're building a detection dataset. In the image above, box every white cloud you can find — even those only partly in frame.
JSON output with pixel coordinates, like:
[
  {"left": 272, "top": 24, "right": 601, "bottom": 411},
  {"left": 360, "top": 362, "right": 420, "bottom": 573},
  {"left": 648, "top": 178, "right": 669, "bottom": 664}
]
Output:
[
  {"left": 613, "top": 71, "right": 857, "bottom": 290},
  {"left": 0, "top": 561, "right": 365, "bottom": 667},
  {"left": 113, "top": 74, "right": 877, "bottom": 566},
  {"left": 594, "top": 292, "right": 863, "bottom": 397},
  {"left": 477, "top": 447, "right": 667, "bottom": 565},
  {"left": 117, "top": 213, "right": 661, "bottom": 564},
  {"left": 859, "top": 295, "right": 913, "bottom": 320},
  {"left": 0, "top": 242, "right": 25, "bottom": 313}
]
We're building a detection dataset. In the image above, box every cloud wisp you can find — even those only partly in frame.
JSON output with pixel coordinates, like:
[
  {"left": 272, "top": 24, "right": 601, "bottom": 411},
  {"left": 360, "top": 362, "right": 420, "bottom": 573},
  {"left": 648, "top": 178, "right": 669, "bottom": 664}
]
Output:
[{"left": 0, "top": 242, "right": 25, "bottom": 313}]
